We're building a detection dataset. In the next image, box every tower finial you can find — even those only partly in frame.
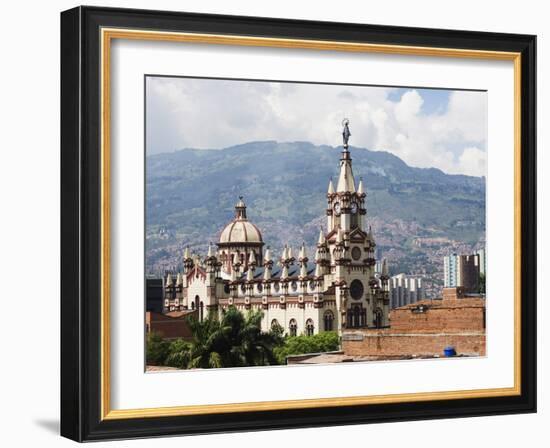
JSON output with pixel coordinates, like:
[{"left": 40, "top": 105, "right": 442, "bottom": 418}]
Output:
[
  {"left": 342, "top": 118, "right": 351, "bottom": 148},
  {"left": 235, "top": 196, "right": 247, "bottom": 219}
]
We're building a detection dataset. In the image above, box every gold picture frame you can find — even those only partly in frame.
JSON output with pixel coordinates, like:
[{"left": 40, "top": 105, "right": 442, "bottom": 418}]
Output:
[{"left": 61, "top": 6, "right": 536, "bottom": 441}]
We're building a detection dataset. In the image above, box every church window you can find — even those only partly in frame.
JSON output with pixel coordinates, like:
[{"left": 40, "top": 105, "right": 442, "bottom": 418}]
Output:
[
  {"left": 323, "top": 311, "right": 334, "bottom": 331},
  {"left": 350, "top": 279, "right": 364, "bottom": 300},
  {"left": 257, "top": 283, "right": 263, "bottom": 293},
  {"left": 273, "top": 282, "right": 280, "bottom": 292},
  {"left": 224, "top": 283, "right": 230, "bottom": 294},
  {"left": 351, "top": 247, "right": 362, "bottom": 261},
  {"left": 289, "top": 319, "right": 297, "bottom": 337},
  {"left": 306, "top": 319, "right": 314, "bottom": 336},
  {"left": 347, "top": 306, "right": 363, "bottom": 328},
  {"left": 290, "top": 281, "right": 298, "bottom": 292},
  {"left": 240, "top": 283, "right": 246, "bottom": 293},
  {"left": 271, "top": 319, "right": 280, "bottom": 330},
  {"left": 309, "top": 280, "right": 316, "bottom": 291}
]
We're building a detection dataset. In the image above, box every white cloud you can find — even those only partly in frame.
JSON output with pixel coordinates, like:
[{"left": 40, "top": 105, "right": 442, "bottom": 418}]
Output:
[
  {"left": 146, "top": 77, "right": 487, "bottom": 177},
  {"left": 456, "top": 146, "right": 487, "bottom": 177}
]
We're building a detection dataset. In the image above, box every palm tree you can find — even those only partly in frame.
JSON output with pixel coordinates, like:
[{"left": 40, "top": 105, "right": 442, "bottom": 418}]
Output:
[
  {"left": 187, "top": 316, "right": 226, "bottom": 369},
  {"left": 182, "top": 307, "right": 283, "bottom": 369}
]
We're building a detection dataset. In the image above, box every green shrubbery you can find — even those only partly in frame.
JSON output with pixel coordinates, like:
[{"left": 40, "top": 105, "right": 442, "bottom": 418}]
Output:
[{"left": 273, "top": 331, "right": 340, "bottom": 365}]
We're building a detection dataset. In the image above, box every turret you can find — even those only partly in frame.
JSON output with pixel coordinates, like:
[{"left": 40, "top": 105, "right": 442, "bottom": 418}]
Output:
[
  {"left": 327, "top": 178, "right": 335, "bottom": 195},
  {"left": 298, "top": 243, "right": 308, "bottom": 279},
  {"left": 234, "top": 196, "right": 247, "bottom": 219},
  {"left": 357, "top": 178, "right": 365, "bottom": 196},
  {"left": 165, "top": 273, "right": 173, "bottom": 289},
  {"left": 318, "top": 228, "right": 326, "bottom": 246},
  {"left": 314, "top": 263, "right": 323, "bottom": 278},
  {"left": 264, "top": 247, "right": 273, "bottom": 267},
  {"left": 380, "top": 258, "right": 390, "bottom": 291},
  {"left": 298, "top": 243, "right": 308, "bottom": 263},
  {"left": 248, "top": 250, "right": 257, "bottom": 269},
  {"left": 183, "top": 246, "right": 194, "bottom": 272},
  {"left": 232, "top": 252, "right": 242, "bottom": 274},
  {"left": 280, "top": 244, "right": 294, "bottom": 267},
  {"left": 281, "top": 264, "right": 289, "bottom": 280},
  {"left": 246, "top": 267, "right": 254, "bottom": 282},
  {"left": 205, "top": 242, "right": 219, "bottom": 274}
]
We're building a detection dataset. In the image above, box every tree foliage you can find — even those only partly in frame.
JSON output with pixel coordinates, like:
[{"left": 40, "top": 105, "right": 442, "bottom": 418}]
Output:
[
  {"left": 478, "top": 272, "right": 486, "bottom": 294},
  {"left": 145, "top": 332, "right": 170, "bottom": 366},
  {"left": 273, "top": 331, "right": 340, "bottom": 365}
]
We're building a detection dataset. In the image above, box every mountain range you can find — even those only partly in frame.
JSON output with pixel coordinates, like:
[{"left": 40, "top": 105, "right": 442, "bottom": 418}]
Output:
[{"left": 145, "top": 141, "right": 485, "bottom": 295}]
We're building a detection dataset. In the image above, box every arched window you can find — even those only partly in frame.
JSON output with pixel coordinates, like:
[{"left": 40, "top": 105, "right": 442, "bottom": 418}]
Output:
[
  {"left": 323, "top": 311, "right": 334, "bottom": 331},
  {"left": 271, "top": 319, "right": 280, "bottom": 330},
  {"left": 348, "top": 306, "right": 363, "bottom": 328},
  {"left": 289, "top": 319, "right": 297, "bottom": 337},
  {"left": 306, "top": 319, "right": 314, "bottom": 336}
]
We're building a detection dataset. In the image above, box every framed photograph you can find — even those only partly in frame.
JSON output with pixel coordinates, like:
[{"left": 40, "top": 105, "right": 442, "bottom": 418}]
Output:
[{"left": 60, "top": 6, "right": 536, "bottom": 441}]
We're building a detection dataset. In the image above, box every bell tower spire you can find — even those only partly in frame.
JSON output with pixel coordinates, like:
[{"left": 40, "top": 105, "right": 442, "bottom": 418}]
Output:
[{"left": 327, "top": 119, "right": 364, "bottom": 233}]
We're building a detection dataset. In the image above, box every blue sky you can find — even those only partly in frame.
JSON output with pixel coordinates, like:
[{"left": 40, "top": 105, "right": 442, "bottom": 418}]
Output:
[
  {"left": 387, "top": 88, "right": 451, "bottom": 115},
  {"left": 146, "top": 77, "right": 487, "bottom": 176}
]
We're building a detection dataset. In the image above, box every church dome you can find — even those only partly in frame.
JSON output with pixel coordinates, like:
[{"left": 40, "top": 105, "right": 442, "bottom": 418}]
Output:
[{"left": 219, "top": 197, "right": 263, "bottom": 245}]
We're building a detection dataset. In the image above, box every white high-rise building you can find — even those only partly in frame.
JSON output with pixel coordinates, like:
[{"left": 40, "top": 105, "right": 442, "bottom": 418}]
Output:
[
  {"left": 388, "top": 274, "right": 424, "bottom": 309},
  {"left": 476, "top": 248, "right": 486, "bottom": 276}
]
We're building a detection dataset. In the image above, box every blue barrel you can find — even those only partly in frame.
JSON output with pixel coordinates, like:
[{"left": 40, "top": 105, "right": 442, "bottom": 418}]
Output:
[{"left": 444, "top": 346, "right": 456, "bottom": 357}]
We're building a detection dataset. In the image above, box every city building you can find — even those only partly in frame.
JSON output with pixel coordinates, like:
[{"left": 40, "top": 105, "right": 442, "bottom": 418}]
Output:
[
  {"left": 444, "top": 253, "right": 481, "bottom": 293},
  {"left": 161, "top": 121, "right": 390, "bottom": 336},
  {"left": 388, "top": 273, "right": 424, "bottom": 308},
  {"left": 476, "top": 248, "right": 486, "bottom": 276},
  {"left": 146, "top": 278, "right": 164, "bottom": 313}
]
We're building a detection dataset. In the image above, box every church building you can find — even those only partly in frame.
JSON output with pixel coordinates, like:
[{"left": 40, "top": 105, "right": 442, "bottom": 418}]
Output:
[{"left": 163, "top": 121, "right": 390, "bottom": 336}]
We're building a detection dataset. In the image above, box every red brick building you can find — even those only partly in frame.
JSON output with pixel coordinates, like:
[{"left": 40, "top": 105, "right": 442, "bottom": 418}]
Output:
[
  {"left": 145, "top": 310, "right": 197, "bottom": 340},
  {"left": 342, "top": 288, "right": 486, "bottom": 358}
]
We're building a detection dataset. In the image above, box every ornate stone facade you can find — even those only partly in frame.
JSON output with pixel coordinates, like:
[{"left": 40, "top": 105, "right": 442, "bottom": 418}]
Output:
[{"left": 163, "top": 122, "right": 390, "bottom": 336}]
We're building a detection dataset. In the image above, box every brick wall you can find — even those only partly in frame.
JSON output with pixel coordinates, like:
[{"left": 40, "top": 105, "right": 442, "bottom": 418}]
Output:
[
  {"left": 389, "top": 299, "right": 485, "bottom": 333},
  {"left": 342, "top": 295, "right": 486, "bottom": 358},
  {"left": 343, "top": 331, "right": 485, "bottom": 357},
  {"left": 146, "top": 310, "right": 197, "bottom": 340}
]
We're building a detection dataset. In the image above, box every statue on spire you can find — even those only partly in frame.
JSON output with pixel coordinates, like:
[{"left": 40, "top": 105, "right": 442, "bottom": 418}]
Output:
[{"left": 342, "top": 118, "right": 351, "bottom": 147}]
